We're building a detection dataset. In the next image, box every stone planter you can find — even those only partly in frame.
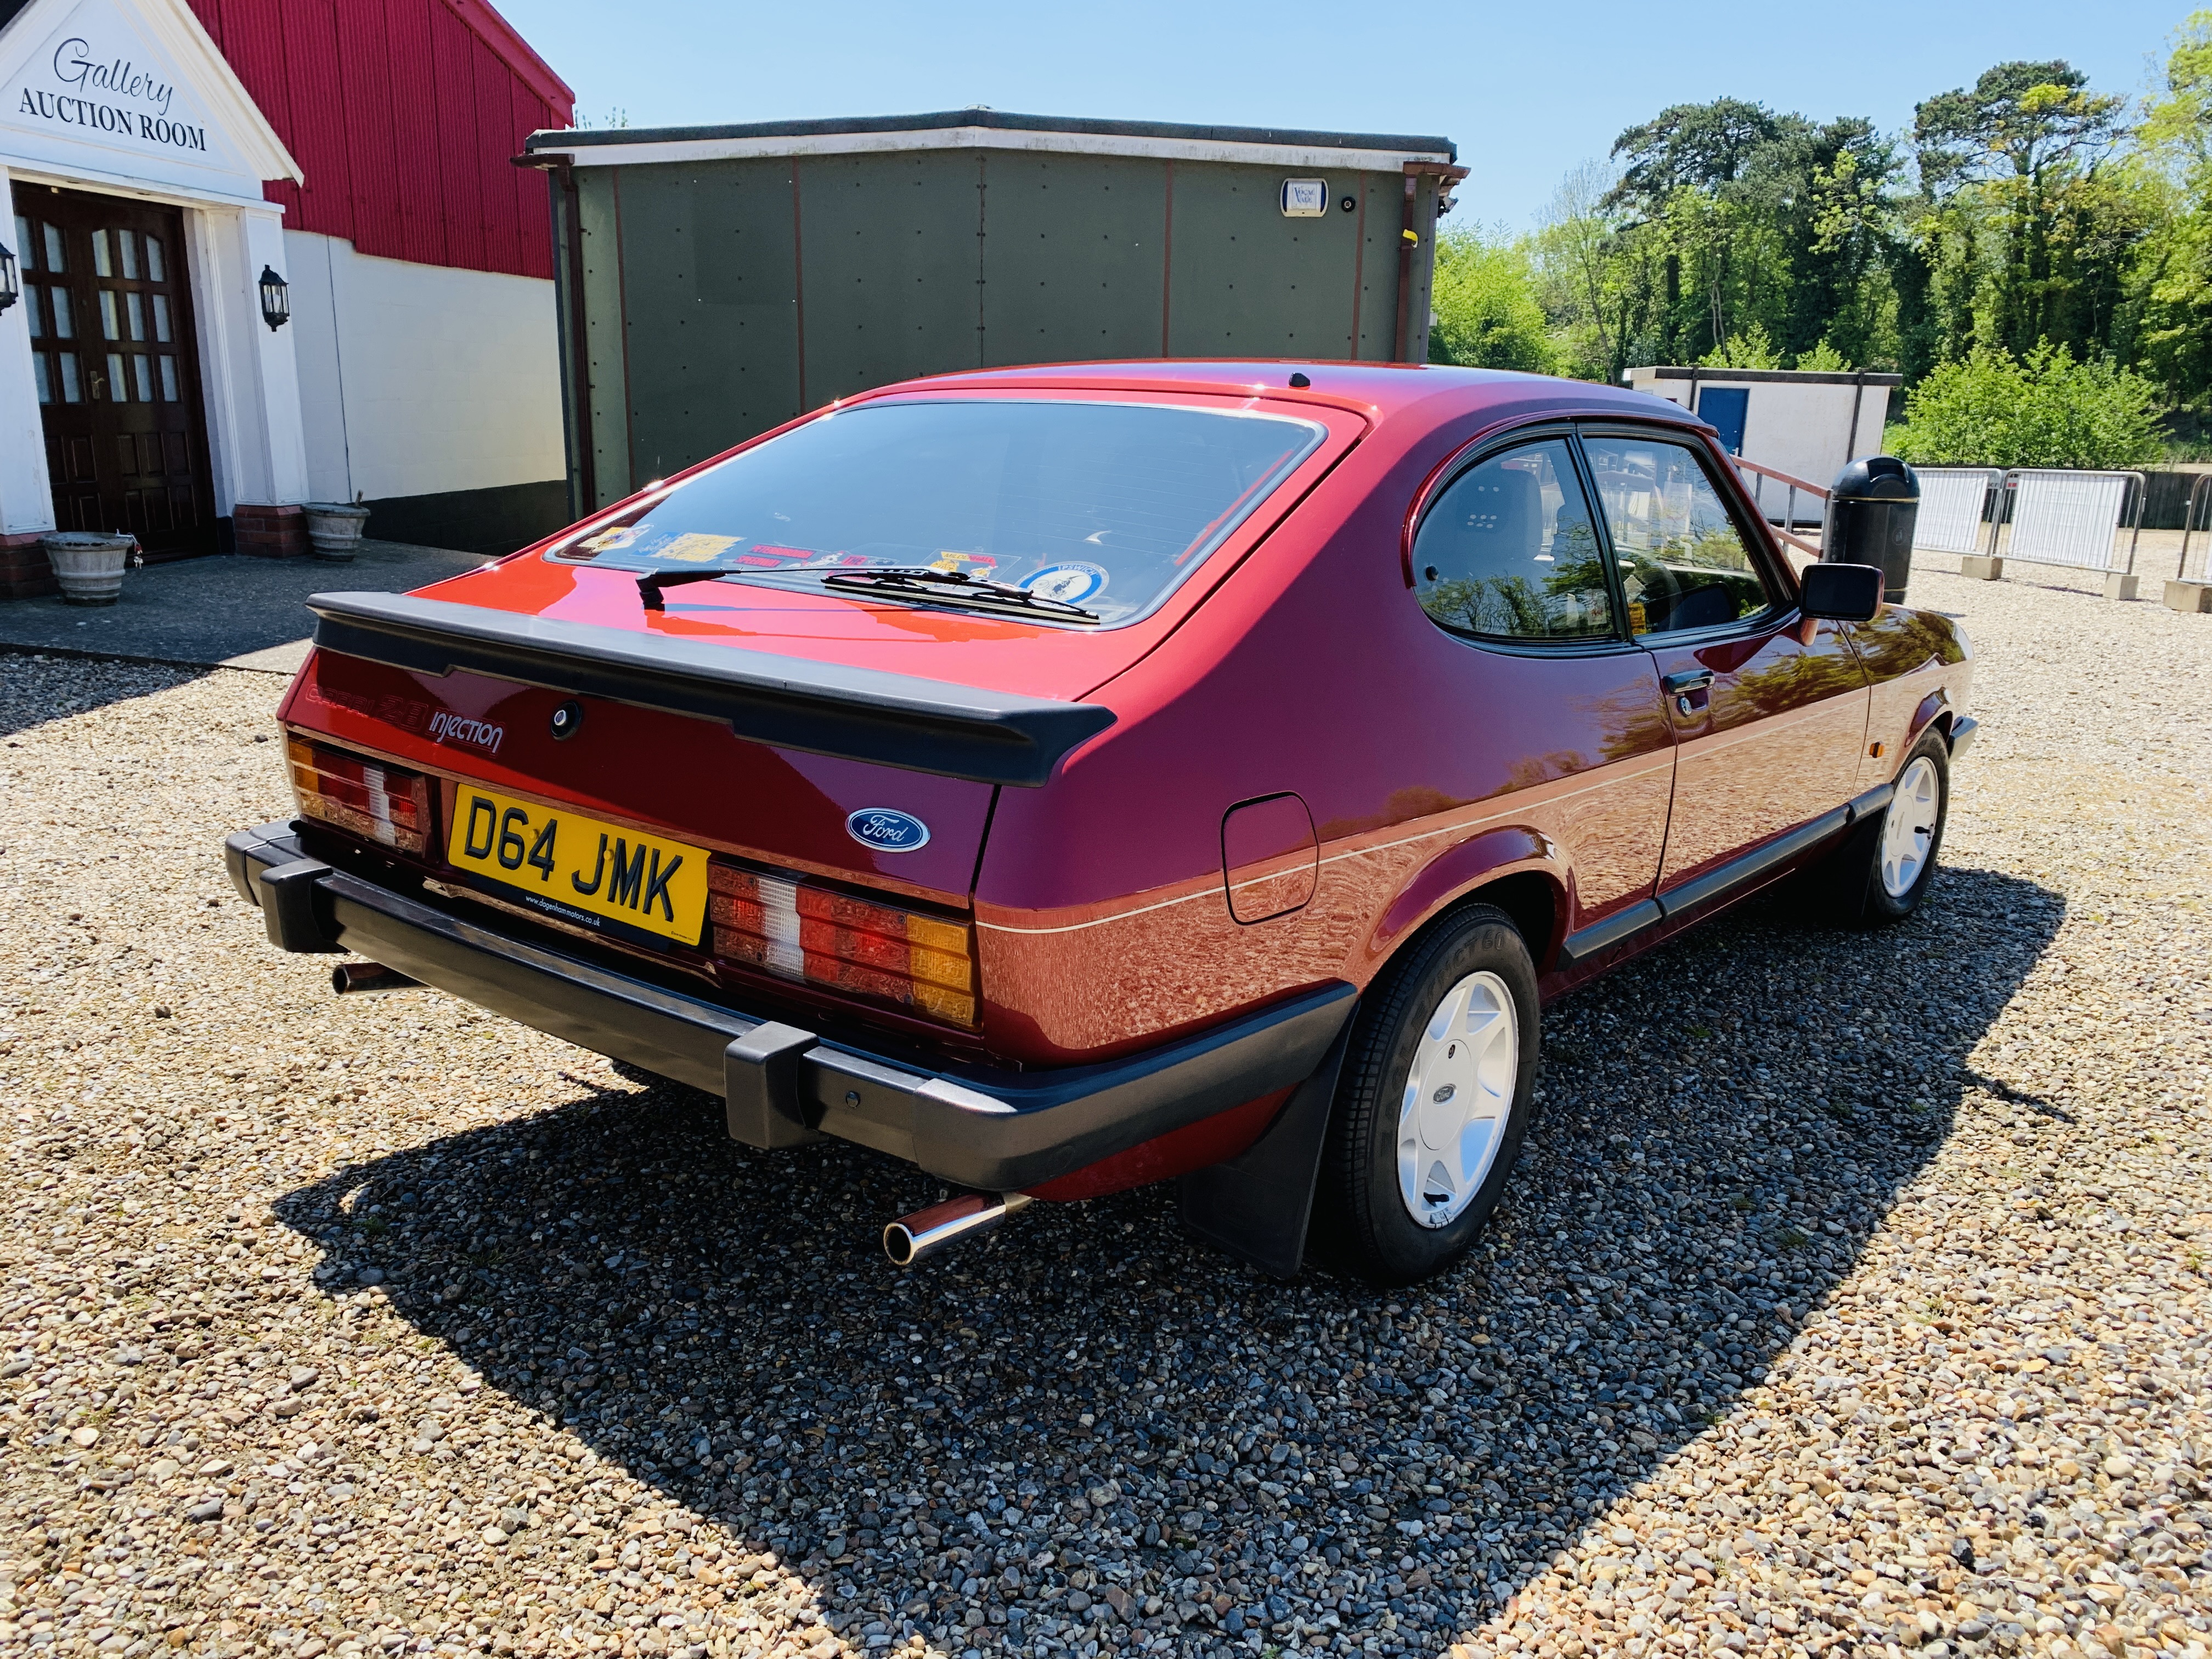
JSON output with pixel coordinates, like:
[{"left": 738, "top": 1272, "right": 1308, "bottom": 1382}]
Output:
[
  {"left": 42, "top": 531, "right": 136, "bottom": 606},
  {"left": 303, "top": 503, "right": 371, "bottom": 561}
]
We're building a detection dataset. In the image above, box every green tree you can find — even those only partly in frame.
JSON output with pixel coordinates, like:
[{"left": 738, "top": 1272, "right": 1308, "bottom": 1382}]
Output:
[
  {"left": 1427, "top": 231, "right": 1558, "bottom": 373},
  {"left": 1532, "top": 160, "right": 1621, "bottom": 380},
  {"left": 1911, "top": 61, "right": 2132, "bottom": 359},
  {"left": 1513, "top": 34, "right": 2210, "bottom": 416},
  {"left": 1596, "top": 99, "right": 1903, "bottom": 370},
  {"left": 2136, "top": 13, "right": 2212, "bottom": 399}
]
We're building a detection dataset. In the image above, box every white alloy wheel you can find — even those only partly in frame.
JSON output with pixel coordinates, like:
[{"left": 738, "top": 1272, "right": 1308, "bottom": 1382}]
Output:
[
  {"left": 1880, "top": 756, "right": 1941, "bottom": 899},
  {"left": 1396, "top": 970, "right": 1518, "bottom": 1228}
]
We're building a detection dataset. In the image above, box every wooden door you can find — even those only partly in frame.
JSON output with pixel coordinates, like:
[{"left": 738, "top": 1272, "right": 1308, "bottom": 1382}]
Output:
[{"left": 12, "top": 185, "right": 217, "bottom": 561}]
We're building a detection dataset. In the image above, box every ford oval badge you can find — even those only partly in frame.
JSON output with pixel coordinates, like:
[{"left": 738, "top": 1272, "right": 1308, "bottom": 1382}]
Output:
[{"left": 847, "top": 808, "right": 930, "bottom": 854}]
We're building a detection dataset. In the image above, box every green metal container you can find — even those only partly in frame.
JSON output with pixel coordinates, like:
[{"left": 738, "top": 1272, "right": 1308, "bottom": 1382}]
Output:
[{"left": 522, "top": 111, "right": 1459, "bottom": 513}]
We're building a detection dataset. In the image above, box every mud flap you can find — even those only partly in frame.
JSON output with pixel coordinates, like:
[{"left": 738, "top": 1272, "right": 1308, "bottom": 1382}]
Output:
[{"left": 1175, "top": 1014, "right": 1354, "bottom": 1279}]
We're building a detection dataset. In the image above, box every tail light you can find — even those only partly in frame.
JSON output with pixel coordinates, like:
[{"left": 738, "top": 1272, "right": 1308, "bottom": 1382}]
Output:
[
  {"left": 707, "top": 860, "right": 978, "bottom": 1029},
  {"left": 287, "top": 737, "right": 431, "bottom": 854}
]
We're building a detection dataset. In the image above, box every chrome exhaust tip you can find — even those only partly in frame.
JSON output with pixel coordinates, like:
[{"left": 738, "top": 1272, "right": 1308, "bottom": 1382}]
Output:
[
  {"left": 883, "top": 1192, "right": 1031, "bottom": 1266},
  {"left": 331, "top": 961, "right": 423, "bottom": 995}
]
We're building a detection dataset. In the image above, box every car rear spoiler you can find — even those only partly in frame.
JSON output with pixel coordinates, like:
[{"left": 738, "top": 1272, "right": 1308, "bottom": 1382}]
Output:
[{"left": 304, "top": 591, "right": 1116, "bottom": 788}]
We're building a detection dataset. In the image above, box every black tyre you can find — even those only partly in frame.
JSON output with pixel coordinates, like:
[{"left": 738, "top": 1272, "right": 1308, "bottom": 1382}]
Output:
[
  {"left": 1810, "top": 727, "right": 1951, "bottom": 927},
  {"left": 1311, "top": 904, "right": 1540, "bottom": 1285}
]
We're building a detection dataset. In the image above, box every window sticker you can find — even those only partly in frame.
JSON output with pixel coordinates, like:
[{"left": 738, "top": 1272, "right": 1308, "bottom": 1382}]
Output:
[
  {"left": 740, "top": 543, "right": 825, "bottom": 567},
  {"left": 1019, "top": 562, "right": 1109, "bottom": 605},
  {"left": 920, "top": 553, "right": 1000, "bottom": 579},
  {"left": 929, "top": 550, "right": 997, "bottom": 575},
  {"left": 652, "top": 533, "right": 741, "bottom": 563},
  {"left": 578, "top": 525, "right": 645, "bottom": 554}
]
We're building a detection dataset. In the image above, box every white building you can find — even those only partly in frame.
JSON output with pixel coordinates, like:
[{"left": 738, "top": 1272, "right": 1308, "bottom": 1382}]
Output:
[
  {"left": 0, "top": 0, "right": 573, "bottom": 596},
  {"left": 1626, "top": 365, "right": 1901, "bottom": 523}
]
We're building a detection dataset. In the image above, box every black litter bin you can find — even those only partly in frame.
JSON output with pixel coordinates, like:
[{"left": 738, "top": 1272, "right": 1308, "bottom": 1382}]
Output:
[{"left": 1822, "top": 455, "right": 1920, "bottom": 603}]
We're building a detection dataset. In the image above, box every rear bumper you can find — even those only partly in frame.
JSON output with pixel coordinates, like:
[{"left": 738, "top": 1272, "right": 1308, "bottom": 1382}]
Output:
[
  {"left": 1949, "top": 714, "right": 1979, "bottom": 758},
  {"left": 224, "top": 822, "right": 1352, "bottom": 1193}
]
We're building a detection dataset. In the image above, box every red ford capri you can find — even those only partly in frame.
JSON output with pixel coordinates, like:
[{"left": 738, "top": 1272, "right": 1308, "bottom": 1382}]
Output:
[{"left": 225, "top": 362, "right": 1973, "bottom": 1285}]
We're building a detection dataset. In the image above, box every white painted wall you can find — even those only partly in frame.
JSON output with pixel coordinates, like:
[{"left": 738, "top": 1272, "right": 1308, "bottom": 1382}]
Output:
[
  {"left": 0, "top": 161, "right": 60, "bottom": 538},
  {"left": 193, "top": 201, "right": 308, "bottom": 511},
  {"left": 284, "top": 228, "right": 564, "bottom": 506}
]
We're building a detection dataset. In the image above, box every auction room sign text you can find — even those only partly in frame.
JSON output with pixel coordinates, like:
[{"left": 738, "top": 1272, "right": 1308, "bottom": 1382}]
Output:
[{"left": 15, "top": 36, "right": 206, "bottom": 152}]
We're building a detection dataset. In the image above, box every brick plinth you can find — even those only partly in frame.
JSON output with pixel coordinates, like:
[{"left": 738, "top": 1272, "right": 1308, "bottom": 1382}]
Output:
[
  {"left": 0, "top": 531, "right": 59, "bottom": 601},
  {"left": 235, "top": 502, "right": 309, "bottom": 558}
]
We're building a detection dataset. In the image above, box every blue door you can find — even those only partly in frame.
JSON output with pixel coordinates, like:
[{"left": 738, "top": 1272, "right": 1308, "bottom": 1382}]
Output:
[{"left": 1696, "top": 386, "right": 1749, "bottom": 454}]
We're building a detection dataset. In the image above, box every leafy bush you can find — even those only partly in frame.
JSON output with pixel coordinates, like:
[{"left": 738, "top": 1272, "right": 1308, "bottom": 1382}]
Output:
[
  {"left": 1428, "top": 232, "right": 1558, "bottom": 374},
  {"left": 1699, "top": 324, "right": 1782, "bottom": 370},
  {"left": 1795, "top": 338, "right": 1849, "bottom": 372},
  {"left": 1887, "top": 342, "right": 2164, "bottom": 468}
]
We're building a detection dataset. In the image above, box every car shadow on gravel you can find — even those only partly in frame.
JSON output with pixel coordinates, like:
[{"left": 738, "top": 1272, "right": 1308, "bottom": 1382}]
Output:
[
  {"left": 272, "top": 862, "right": 2061, "bottom": 1657},
  {"left": 0, "top": 653, "right": 215, "bottom": 740}
]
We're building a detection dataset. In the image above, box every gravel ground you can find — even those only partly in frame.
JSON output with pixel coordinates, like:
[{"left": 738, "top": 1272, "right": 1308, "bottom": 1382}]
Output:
[{"left": 0, "top": 569, "right": 2207, "bottom": 1659}]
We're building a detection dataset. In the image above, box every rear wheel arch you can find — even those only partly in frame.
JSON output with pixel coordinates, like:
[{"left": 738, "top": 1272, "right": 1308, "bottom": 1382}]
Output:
[
  {"left": 1363, "top": 830, "right": 1564, "bottom": 977},
  {"left": 1460, "top": 871, "right": 1556, "bottom": 968}
]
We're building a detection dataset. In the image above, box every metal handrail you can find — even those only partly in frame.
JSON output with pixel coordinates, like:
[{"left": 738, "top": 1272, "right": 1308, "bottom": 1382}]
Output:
[
  {"left": 1732, "top": 455, "right": 1830, "bottom": 498},
  {"left": 1731, "top": 455, "right": 1829, "bottom": 559},
  {"left": 2179, "top": 473, "right": 2212, "bottom": 582},
  {"left": 1984, "top": 469, "right": 2146, "bottom": 577}
]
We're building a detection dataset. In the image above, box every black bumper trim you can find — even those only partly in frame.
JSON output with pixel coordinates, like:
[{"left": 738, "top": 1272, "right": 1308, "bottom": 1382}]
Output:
[
  {"left": 1656, "top": 804, "right": 1853, "bottom": 922},
  {"left": 306, "top": 590, "right": 1116, "bottom": 788},
  {"left": 1949, "top": 715, "right": 1979, "bottom": 758},
  {"left": 224, "top": 823, "right": 1353, "bottom": 1192},
  {"left": 1554, "top": 898, "right": 1661, "bottom": 969}
]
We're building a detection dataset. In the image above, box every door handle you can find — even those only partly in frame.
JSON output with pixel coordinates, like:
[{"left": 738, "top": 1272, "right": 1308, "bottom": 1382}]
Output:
[{"left": 1661, "top": 669, "right": 1714, "bottom": 695}]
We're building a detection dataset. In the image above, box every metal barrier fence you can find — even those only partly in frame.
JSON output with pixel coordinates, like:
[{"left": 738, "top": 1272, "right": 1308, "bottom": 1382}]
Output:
[
  {"left": 2179, "top": 473, "right": 2212, "bottom": 584},
  {"left": 1911, "top": 468, "right": 2002, "bottom": 554},
  {"left": 1985, "top": 469, "right": 2145, "bottom": 575},
  {"left": 1733, "top": 458, "right": 2158, "bottom": 591}
]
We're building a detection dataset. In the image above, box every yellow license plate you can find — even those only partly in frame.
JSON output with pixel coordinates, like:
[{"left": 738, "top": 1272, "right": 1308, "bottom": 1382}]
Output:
[{"left": 446, "top": 786, "right": 709, "bottom": 946}]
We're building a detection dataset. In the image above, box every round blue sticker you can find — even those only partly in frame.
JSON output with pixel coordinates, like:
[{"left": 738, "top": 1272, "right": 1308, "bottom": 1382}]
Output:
[
  {"left": 846, "top": 808, "right": 931, "bottom": 854},
  {"left": 1020, "top": 562, "right": 1109, "bottom": 605}
]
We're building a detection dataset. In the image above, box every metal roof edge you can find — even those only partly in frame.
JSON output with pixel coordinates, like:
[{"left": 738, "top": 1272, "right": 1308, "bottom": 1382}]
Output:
[
  {"left": 1629, "top": 365, "right": 1904, "bottom": 387},
  {"left": 525, "top": 107, "right": 1455, "bottom": 160},
  {"left": 439, "top": 0, "right": 574, "bottom": 119}
]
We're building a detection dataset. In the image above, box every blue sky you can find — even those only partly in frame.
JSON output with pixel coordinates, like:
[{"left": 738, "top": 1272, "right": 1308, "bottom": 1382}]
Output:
[{"left": 499, "top": 0, "right": 2193, "bottom": 229}]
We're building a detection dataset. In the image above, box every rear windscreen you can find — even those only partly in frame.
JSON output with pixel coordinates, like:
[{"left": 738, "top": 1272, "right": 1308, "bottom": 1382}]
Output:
[{"left": 546, "top": 399, "right": 1326, "bottom": 627}]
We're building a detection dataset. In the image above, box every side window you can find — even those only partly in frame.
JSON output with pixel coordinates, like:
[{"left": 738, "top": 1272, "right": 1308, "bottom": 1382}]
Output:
[
  {"left": 1412, "top": 439, "right": 1612, "bottom": 642},
  {"left": 1581, "top": 435, "right": 1775, "bottom": 637}
]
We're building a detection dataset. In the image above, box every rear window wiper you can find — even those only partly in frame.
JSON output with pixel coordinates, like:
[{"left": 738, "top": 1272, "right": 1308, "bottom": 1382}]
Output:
[
  {"left": 637, "top": 562, "right": 1101, "bottom": 622},
  {"left": 637, "top": 565, "right": 754, "bottom": 610},
  {"left": 818, "top": 566, "right": 1100, "bottom": 623}
]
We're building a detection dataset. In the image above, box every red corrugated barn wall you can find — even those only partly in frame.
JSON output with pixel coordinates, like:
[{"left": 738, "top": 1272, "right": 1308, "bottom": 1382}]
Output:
[{"left": 185, "top": 0, "right": 574, "bottom": 281}]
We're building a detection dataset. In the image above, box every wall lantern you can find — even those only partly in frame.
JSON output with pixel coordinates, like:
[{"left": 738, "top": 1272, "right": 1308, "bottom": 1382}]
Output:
[
  {"left": 258, "top": 264, "right": 289, "bottom": 331},
  {"left": 0, "top": 239, "right": 19, "bottom": 315}
]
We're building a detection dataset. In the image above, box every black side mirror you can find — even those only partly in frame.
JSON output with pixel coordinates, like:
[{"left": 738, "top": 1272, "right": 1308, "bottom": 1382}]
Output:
[{"left": 1799, "top": 561, "right": 1882, "bottom": 623}]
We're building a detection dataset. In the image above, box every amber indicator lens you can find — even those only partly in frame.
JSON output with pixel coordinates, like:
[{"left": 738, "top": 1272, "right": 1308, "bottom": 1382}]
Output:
[
  {"left": 707, "top": 859, "right": 978, "bottom": 1028},
  {"left": 286, "top": 736, "right": 431, "bottom": 854}
]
